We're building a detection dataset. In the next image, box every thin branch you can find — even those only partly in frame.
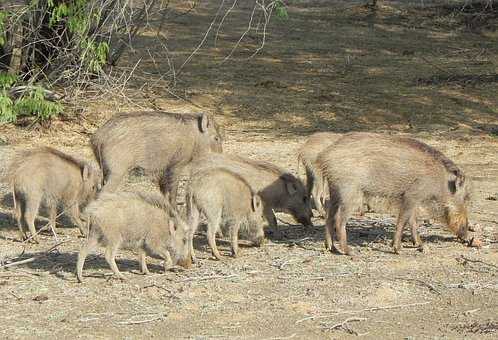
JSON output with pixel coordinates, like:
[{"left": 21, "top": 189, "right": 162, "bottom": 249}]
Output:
[
  {"left": 0, "top": 241, "right": 66, "bottom": 269},
  {"left": 181, "top": 274, "right": 238, "bottom": 282},
  {"left": 295, "top": 301, "right": 432, "bottom": 324},
  {"left": 176, "top": 0, "right": 227, "bottom": 76}
]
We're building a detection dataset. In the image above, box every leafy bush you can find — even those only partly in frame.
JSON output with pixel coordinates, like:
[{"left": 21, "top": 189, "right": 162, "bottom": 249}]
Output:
[{"left": 0, "top": 73, "right": 63, "bottom": 123}]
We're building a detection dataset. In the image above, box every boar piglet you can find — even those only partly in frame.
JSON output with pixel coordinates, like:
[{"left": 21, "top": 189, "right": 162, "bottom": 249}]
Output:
[
  {"left": 190, "top": 154, "right": 313, "bottom": 233},
  {"left": 10, "top": 147, "right": 101, "bottom": 242},
  {"left": 186, "top": 168, "right": 265, "bottom": 261},
  {"left": 90, "top": 111, "right": 223, "bottom": 205},
  {"left": 298, "top": 132, "right": 342, "bottom": 217},
  {"left": 76, "top": 191, "right": 191, "bottom": 282},
  {"left": 317, "top": 132, "right": 471, "bottom": 255}
]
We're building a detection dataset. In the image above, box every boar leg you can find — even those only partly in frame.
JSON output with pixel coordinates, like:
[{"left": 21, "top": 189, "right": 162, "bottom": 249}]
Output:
[
  {"left": 324, "top": 208, "right": 336, "bottom": 252},
  {"left": 305, "top": 167, "right": 315, "bottom": 201},
  {"left": 312, "top": 175, "right": 326, "bottom": 217},
  {"left": 104, "top": 242, "right": 125, "bottom": 280},
  {"left": 156, "top": 249, "right": 173, "bottom": 272},
  {"left": 393, "top": 203, "right": 416, "bottom": 254},
  {"left": 138, "top": 249, "right": 150, "bottom": 275},
  {"left": 13, "top": 196, "right": 27, "bottom": 241},
  {"left": 48, "top": 204, "right": 58, "bottom": 238},
  {"left": 68, "top": 204, "right": 86, "bottom": 236},
  {"left": 23, "top": 197, "right": 41, "bottom": 243},
  {"left": 206, "top": 213, "right": 223, "bottom": 260},
  {"left": 76, "top": 236, "right": 98, "bottom": 283},
  {"left": 409, "top": 213, "right": 424, "bottom": 251},
  {"left": 186, "top": 203, "right": 200, "bottom": 263},
  {"left": 263, "top": 205, "right": 280, "bottom": 238},
  {"left": 334, "top": 204, "right": 352, "bottom": 256},
  {"left": 230, "top": 222, "right": 241, "bottom": 258}
]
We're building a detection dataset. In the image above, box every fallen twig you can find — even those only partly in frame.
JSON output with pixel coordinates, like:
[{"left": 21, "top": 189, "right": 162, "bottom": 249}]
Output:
[
  {"left": 0, "top": 242, "right": 65, "bottom": 269},
  {"left": 464, "top": 308, "right": 480, "bottom": 316},
  {"left": 389, "top": 276, "right": 441, "bottom": 295},
  {"left": 459, "top": 255, "right": 498, "bottom": 270},
  {"left": 141, "top": 283, "right": 174, "bottom": 295},
  {"left": 295, "top": 301, "right": 431, "bottom": 324},
  {"left": 263, "top": 333, "right": 297, "bottom": 340},
  {"left": 9, "top": 291, "right": 22, "bottom": 300},
  {"left": 181, "top": 274, "right": 238, "bottom": 282},
  {"left": 117, "top": 313, "right": 166, "bottom": 325},
  {"left": 321, "top": 317, "right": 367, "bottom": 334}
]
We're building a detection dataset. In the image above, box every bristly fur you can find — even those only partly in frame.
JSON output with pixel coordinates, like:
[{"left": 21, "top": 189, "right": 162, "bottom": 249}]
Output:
[
  {"left": 188, "top": 152, "right": 313, "bottom": 227},
  {"left": 317, "top": 132, "right": 470, "bottom": 253},
  {"left": 8, "top": 147, "right": 88, "bottom": 181},
  {"left": 396, "top": 137, "right": 464, "bottom": 180},
  {"left": 89, "top": 110, "right": 223, "bottom": 197}
]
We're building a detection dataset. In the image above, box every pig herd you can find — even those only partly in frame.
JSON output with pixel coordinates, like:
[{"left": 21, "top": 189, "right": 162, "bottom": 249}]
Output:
[{"left": 6, "top": 111, "right": 472, "bottom": 282}]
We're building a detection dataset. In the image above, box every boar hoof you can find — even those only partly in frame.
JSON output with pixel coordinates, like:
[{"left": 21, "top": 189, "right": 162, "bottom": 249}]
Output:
[
  {"left": 324, "top": 240, "right": 332, "bottom": 252},
  {"left": 341, "top": 246, "right": 353, "bottom": 256},
  {"left": 392, "top": 245, "right": 401, "bottom": 254}
]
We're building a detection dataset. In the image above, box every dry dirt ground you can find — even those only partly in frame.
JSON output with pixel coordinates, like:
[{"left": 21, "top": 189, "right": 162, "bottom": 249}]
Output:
[{"left": 1, "top": 1, "right": 498, "bottom": 339}]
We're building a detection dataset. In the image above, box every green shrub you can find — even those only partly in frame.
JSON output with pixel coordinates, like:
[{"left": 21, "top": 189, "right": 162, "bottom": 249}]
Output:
[{"left": 0, "top": 73, "right": 63, "bottom": 123}]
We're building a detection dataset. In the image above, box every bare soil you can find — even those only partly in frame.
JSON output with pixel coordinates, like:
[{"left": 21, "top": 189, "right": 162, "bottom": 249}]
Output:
[{"left": 0, "top": 1, "right": 497, "bottom": 339}]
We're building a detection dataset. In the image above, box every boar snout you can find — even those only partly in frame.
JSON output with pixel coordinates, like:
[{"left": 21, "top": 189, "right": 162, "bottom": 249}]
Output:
[
  {"left": 446, "top": 206, "right": 469, "bottom": 241},
  {"left": 457, "top": 219, "right": 469, "bottom": 242}
]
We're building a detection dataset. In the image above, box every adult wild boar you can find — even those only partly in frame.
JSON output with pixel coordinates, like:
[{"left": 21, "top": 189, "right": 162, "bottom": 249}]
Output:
[
  {"left": 190, "top": 153, "right": 313, "bottom": 232},
  {"left": 298, "top": 132, "right": 342, "bottom": 216},
  {"left": 186, "top": 168, "right": 265, "bottom": 261},
  {"left": 90, "top": 111, "right": 223, "bottom": 204},
  {"left": 76, "top": 191, "right": 191, "bottom": 282},
  {"left": 10, "top": 147, "right": 101, "bottom": 242},
  {"left": 317, "top": 132, "right": 471, "bottom": 255}
]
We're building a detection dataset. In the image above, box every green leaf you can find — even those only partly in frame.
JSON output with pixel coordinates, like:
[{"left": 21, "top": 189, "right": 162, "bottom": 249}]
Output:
[{"left": 275, "top": 1, "right": 288, "bottom": 20}]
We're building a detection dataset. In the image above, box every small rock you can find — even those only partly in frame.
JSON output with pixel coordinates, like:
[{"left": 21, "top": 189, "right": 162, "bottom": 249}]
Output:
[{"left": 33, "top": 294, "right": 49, "bottom": 302}]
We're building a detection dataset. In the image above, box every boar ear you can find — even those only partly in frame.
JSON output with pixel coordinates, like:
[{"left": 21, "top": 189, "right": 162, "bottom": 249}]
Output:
[
  {"left": 448, "top": 170, "right": 464, "bottom": 194},
  {"left": 82, "top": 165, "right": 90, "bottom": 182},
  {"left": 199, "top": 113, "right": 209, "bottom": 133},
  {"left": 448, "top": 180, "right": 457, "bottom": 194},
  {"left": 251, "top": 195, "right": 262, "bottom": 212},
  {"left": 286, "top": 181, "right": 297, "bottom": 195}
]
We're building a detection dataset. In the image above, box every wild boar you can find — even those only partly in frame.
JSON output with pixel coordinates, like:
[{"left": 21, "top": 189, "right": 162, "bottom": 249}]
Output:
[
  {"left": 190, "top": 153, "right": 313, "bottom": 233},
  {"left": 317, "top": 132, "right": 471, "bottom": 255},
  {"left": 76, "top": 191, "right": 191, "bottom": 282},
  {"left": 10, "top": 147, "right": 101, "bottom": 242},
  {"left": 186, "top": 168, "right": 265, "bottom": 261},
  {"left": 90, "top": 111, "right": 223, "bottom": 205},
  {"left": 298, "top": 132, "right": 342, "bottom": 216}
]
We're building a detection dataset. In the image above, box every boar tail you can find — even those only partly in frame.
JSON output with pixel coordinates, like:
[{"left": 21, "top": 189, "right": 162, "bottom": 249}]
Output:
[{"left": 94, "top": 143, "right": 105, "bottom": 186}]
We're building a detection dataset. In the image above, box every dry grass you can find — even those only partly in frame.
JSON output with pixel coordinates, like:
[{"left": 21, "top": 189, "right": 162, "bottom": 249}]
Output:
[{"left": 0, "top": 0, "right": 498, "bottom": 339}]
